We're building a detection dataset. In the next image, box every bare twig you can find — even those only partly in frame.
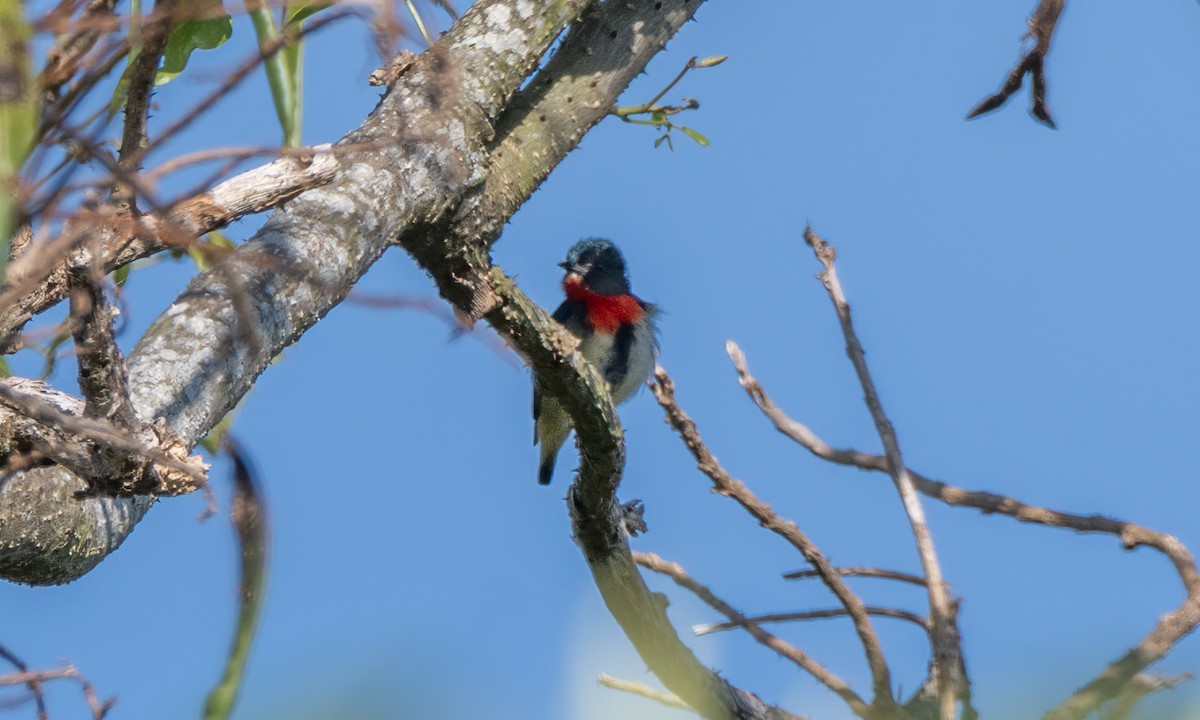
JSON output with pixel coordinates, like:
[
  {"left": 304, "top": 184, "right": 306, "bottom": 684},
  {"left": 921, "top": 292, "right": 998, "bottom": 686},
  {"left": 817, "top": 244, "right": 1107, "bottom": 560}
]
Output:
[
  {"left": 0, "top": 645, "right": 114, "bottom": 719},
  {"left": 597, "top": 673, "right": 693, "bottom": 713},
  {"left": 695, "top": 607, "right": 930, "bottom": 636},
  {"left": 783, "top": 566, "right": 927, "bottom": 587},
  {"left": 803, "top": 226, "right": 960, "bottom": 720},
  {"left": 634, "top": 551, "right": 866, "bottom": 718},
  {"left": 648, "top": 370, "right": 892, "bottom": 716},
  {"left": 729, "top": 292, "right": 1200, "bottom": 720},
  {"left": 966, "top": 0, "right": 1065, "bottom": 127},
  {"left": 39, "top": 0, "right": 121, "bottom": 98}
]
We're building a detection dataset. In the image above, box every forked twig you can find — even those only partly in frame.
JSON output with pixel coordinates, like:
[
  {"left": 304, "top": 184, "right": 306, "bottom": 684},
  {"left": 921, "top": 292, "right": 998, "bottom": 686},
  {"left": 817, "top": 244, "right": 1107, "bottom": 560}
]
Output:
[
  {"left": 648, "top": 372, "right": 891, "bottom": 717},
  {"left": 803, "top": 226, "right": 960, "bottom": 720},
  {"left": 728, "top": 275, "right": 1200, "bottom": 720},
  {"left": 967, "top": 0, "right": 1065, "bottom": 127},
  {"left": 634, "top": 551, "right": 863, "bottom": 718}
]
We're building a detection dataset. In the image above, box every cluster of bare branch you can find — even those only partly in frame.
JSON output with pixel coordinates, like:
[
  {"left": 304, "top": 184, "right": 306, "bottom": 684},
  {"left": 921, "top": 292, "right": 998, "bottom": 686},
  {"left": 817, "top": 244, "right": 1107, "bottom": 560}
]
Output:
[
  {"left": 0, "top": 643, "right": 113, "bottom": 719},
  {"left": 588, "top": 228, "right": 1197, "bottom": 720}
]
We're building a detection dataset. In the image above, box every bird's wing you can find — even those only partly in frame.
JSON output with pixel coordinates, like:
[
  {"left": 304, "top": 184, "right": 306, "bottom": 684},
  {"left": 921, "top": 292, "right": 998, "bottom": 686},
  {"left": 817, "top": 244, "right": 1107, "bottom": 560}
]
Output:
[{"left": 534, "top": 299, "right": 588, "bottom": 441}]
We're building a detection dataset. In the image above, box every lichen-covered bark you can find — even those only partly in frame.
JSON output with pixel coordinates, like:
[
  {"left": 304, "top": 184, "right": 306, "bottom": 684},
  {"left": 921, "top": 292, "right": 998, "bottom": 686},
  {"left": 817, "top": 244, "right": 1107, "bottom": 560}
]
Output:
[{"left": 0, "top": 0, "right": 589, "bottom": 586}]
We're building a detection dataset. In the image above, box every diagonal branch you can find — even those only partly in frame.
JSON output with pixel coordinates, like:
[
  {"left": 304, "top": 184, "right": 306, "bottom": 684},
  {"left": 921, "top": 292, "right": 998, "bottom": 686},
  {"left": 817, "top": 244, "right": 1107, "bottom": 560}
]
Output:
[
  {"left": 966, "top": 0, "right": 1065, "bottom": 127},
  {"left": 803, "top": 226, "right": 961, "bottom": 720},
  {"left": 649, "top": 368, "right": 893, "bottom": 716},
  {"left": 597, "top": 674, "right": 694, "bottom": 713},
  {"left": 635, "top": 551, "right": 864, "bottom": 718},
  {"left": 695, "top": 607, "right": 930, "bottom": 635},
  {"left": 783, "top": 566, "right": 927, "bottom": 587}
]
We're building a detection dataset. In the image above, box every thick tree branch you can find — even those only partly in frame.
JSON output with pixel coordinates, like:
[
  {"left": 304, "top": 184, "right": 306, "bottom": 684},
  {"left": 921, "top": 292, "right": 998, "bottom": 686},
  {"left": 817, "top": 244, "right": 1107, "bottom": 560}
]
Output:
[{"left": 0, "top": 0, "right": 591, "bottom": 584}]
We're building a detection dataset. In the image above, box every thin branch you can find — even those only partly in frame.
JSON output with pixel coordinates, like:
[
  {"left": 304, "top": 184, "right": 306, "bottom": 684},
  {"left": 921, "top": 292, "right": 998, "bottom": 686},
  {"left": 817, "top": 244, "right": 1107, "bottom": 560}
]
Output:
[
  {"left": 728, "top": 296, "right": 1200, "bottom": 720},
  {"left": 803, "top": 226, "right": 960, "bottom": 720},
  {"left": 597, "top": 674, "right": 693, "bottom": 713},
  {"left": 648, "top": 369, "right": 893, "bottom": 715},
  {"left": 966, "top": 0, "right": 1065, "bottom": 127},
  {"left": 695, "top": 606, "right": 930, "bottom": 635},
  {"left": 39, "top": 0, "right": 122, "bottom": 98},
  {"left": 0, "top": 643, "right": 48, "bottom": 720},
  {"left": 0, "top": 645, "right": 114, "bottom": 720},
  {"left": 784, "top": 566, "right": 927, "bottom": 587},
  {"left": 634, "top": 551, "right": 866, "bottom": 718}
]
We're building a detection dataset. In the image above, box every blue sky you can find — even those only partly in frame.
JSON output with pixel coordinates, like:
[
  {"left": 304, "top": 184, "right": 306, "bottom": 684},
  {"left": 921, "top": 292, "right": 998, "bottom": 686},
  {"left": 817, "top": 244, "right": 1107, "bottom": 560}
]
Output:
[{"left": 4, "top": 1, "right": 1200, "bottom": 719}]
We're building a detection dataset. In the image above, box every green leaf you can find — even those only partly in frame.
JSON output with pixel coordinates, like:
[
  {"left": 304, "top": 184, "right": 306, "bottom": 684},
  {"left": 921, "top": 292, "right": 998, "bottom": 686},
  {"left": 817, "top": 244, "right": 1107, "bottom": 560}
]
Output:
[
  {"left": 0, "top": 0, "right": 38, "bottom": 283},
  {"left": 650, "top": 110, "right": 667, "bottom": 126},
  {"left": 202, "top": 440, "right": 269, "bottom": 720},
  {"left": 284, "top": 0, "right": 329, "bottom": 27},
  {"left": 248, "top": 4, "right": 301, "bottom": 147},
  {"left": 155, "top": 1, "right": 233, "bottom": 86},
  {"left": 0, "top": 356, "right": 11, "bottom": 378},
  {"left": 653, "top": 135, "right": 668, "bottom": 149},
  {"left": 679, "top": 126, "right": 710, "bottom": 147},
  {"left": 113, "top": 264, "right": 131, "bottom": 287}
]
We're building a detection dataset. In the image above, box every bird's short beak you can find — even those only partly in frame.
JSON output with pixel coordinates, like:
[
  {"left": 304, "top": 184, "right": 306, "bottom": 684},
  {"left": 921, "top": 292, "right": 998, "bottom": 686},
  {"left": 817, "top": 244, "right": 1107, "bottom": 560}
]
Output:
[{"left": 557, "top": 261, "right": 573, "bottom": 271}]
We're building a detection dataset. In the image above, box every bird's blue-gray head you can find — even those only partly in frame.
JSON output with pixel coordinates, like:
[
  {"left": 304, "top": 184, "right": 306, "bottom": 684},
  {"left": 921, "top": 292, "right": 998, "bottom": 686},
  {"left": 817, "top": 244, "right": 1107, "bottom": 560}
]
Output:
[{"left": 559, "top": 238, "right": 630, "bottom": 296}]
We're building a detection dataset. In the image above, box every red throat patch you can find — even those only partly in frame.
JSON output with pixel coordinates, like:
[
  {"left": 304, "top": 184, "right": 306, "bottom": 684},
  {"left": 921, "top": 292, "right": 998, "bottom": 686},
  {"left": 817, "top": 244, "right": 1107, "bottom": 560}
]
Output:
[{"left": 563, "top": 276, "right": 644, "bottom": 333}]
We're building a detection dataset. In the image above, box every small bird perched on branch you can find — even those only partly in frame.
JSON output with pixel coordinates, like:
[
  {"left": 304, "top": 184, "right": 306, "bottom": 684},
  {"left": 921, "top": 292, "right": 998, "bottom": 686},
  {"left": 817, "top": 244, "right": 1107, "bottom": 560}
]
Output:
[{"left": 534, "top": 238, "right": 659, "bottom": 485}]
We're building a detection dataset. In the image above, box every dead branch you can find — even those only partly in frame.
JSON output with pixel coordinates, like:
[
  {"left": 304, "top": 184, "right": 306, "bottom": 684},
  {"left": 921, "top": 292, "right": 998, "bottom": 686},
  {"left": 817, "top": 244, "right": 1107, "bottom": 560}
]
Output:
[
  {"left": 0, "top": 144, "right": 339, "bottom": 352},
  {"left": 727, "top": 302, "right": 1200, "bottom": 720},
  {"left": 0, "top": 644, "right": 114, "bottom": 719},
  {"left": 648, "top": 370, "right": 892, "bottom": 716},
  {"left": 784, "top": 566, "right": 927, "bottom": 587},
  {"left": 966, "top": 0, "right": 1065, "bottom": 127},
  {"left": 803, "top": 226, "right": 960, "bottom": 720},
  {"left": 634, "top": 551, "right": 866, "bottom": 718}
]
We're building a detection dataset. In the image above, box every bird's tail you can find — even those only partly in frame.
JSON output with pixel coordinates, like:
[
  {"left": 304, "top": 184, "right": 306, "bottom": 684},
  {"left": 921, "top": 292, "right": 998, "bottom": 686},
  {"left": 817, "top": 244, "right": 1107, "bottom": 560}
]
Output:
[
  {"left": 535, "top": 400, "right": 572, "bottom": 485},
  {"left": 538, "top": 455, "right": 556, "bottom": 486}
]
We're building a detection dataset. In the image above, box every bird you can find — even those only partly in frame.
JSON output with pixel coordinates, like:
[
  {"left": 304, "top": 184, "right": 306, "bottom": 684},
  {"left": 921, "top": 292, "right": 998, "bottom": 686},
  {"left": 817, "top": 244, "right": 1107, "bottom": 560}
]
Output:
[{"left": 533, "top": 238, "right": 659, "bottom": 485}]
